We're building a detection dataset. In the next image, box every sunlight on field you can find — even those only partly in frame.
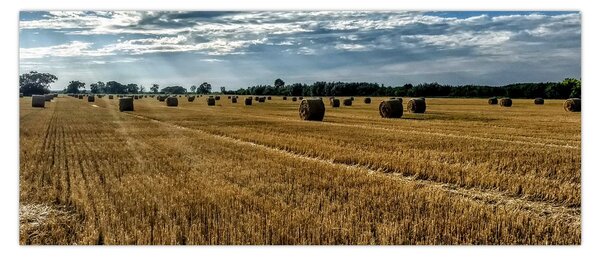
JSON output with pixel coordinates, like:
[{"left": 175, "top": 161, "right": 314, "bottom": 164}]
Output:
[{"left": 19, "top": 95, "right": 581, "bottom": 245}]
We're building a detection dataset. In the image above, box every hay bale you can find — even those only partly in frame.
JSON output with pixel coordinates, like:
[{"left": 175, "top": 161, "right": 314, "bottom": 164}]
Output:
[
  {"left": 534, "top": 98, "right": 544, "bottom": 105},
  {"left": 158, "top": 95, "right": 167, "bottom": 102},
  {"left": 19, "top": 93, "right": 23, "bottom": 98},
  {"left": 88, "top": 95, "right": 95, "bottom": 102},
  {"left": 299, "top": 99, "right": 325, "bottom": 121},
  {"left": 299, "top": 97, "right": 304, "bottom": 100},
  {"left": 379, "top": 99, "right": 403, "bottom": 118},
  {"left": 563, "top": 98, "right": 581, "bottom": 112},
  {"left": 109, "top": 95, "right": 114, "bottom": 99},
  {"left": 44, "top": 94, "right": 53, "bottom": 102},
  {"left": 407, "top": 98, "right": 426, "bottom": 113},
  {"left": 31, "top": 95, "right": 45, "bottom": 108},
  {"left": 254, "top": 96, "right": 259, "bottom": 101},
  {"left": 245, "top": 97, "right": 252, "bottom": 105},
  {"left": 292, "top": 97, "right": 297, "bottom": 102},
  {"left": 119, "top": 97, "right": 134, "bottom": 111},
  {"left": 364, "top": 97, "right": 371, "bottom": 104},
  {"left": 488, "top": 97, "right": 498, "bottom": 105},
  {"left": 53, "top": 93, "right": 58, "bottom": 98},
  {"left": 267, "top": 96, "right": 272, "bottom": 100},
  {"left": 133, "top": 96, "right": 139, "bottom": 100},
  {"left": 207, "top": 97, "right": 216, "bottom": 106},
  {"left": 350, "top": 96, "right": 354, "bottom": 101},
  {"left": 188, "top": 96, "right": 196, "bottom": 102},
  {"left": 215, "top": 96, "right": 221, "bottom": 100},
  {"left": 258, "top": 97, "right": 266, "bottom": 103},
  {"left": 343, "top": 98, "right": 352, "bottom": 106},
  {"left": 228, "top": 96, "right": 232, "bottom": 99},
  {"left": 500, "top": 98, "right": 512, "bottom": 107},
  {"left": 78, "top": 95, "right": 83, "bottom": 99},
  {"left": 231, "top": 97, "right": 237, "bottom": 103},
  {"left": 166, "top": 97, "right": 178, "bottom": 107},
  {"left": 283, "top": 96, "right": 287, "bottom": 100},
  {"left": 330, "top": 98, "right": 340, "bottom": 107}
]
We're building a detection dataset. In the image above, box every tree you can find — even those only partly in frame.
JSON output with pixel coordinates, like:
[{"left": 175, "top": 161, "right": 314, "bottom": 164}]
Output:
[
  {"left": 562, "top": 78, "right": 581, "bottom": 98},
  {"left": 190, "top": 85, "right": 197, "bottom": 93},
  {"left": 274, "top": 78, "right": 285, "bottom": 88},
  {"left": 139, "top": 85, "right": 146, "bottom": 93},
  {"left": 126, "top": 83, "right": 139, "bottom": 94},
  {"left": 220, "top": 86, "right": 226, "bottom": 93},
  {"left": 161, "top": 86, "right": 187, "bottom": 94},
  {"left": 105, "top": 81, "right": 127, "bottom": 94},
  {"left": 89, "top": 81, "right": 105, "bottom": 93},
  {"left": 19, "top": 71, "right": 58, "bottom": 96},
  {"left": 67, "top": 80, "right": 86, "bottom": 94},
  {"left": 151, "top": 84, "right": 160, "bottom": 93},
  {"left": 196, "top": 82, "right": 212, "bottom": 94}
]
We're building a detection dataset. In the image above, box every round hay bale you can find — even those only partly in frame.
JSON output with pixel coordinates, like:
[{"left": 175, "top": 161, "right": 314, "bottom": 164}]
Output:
[
  {"left": 53, "top": 93, "right": 58, "bottom": 98},
  {"left": 133, "top": 96, "right": 139, "bottom": 100},
  {"left": 228, "top": 96, "right": 232, "bottom": 99},
  {"left": 119, "top": 97, "right": 134, "bottom": 112},
  {"left": 299, "top": 97, "right": 304, "bottom": 100},
  {"left": 215, "top": 96, "right": 221, "bottom": 100},
  {"left": 364, "top": 97, "right": 371, "bottom": 104},
  {"left": 534, "top": 98, "right": 544, "bottom": 105},
  {"left": 330, "top": 98, "right": 340, "bottom": 107},
  {"left": 188, "top": 96, "right": 196, "bottom": 102},
  {"left": 231, "top": 97, "right": 238, "bottom": 103},
  {"left": 283, "top": 96, "right": 287, "bottom": 100},
  {"left": 254, "top": 96, "right": 259, "bottom": 101},
  {"left": 207, "top": 97, "right": 216, "bottom": 106},
  {"left": 245, "top": 97, "right": 252, "bottom": 105},
  {"left": 45, "top": 94, "right": 53, "bottom": 102},
  {"left": 500, "top": 98, "right": 512, "bottom": 107},
  {"left": 407, "top": 98, "right": 426, "bottom": 113},
  {"left": 292, "top": 97, "right": 297, "bottom": 102},
  {"left": 158, "top": 95, "right": 167, "bottom": 102},
  {"left": 488, "top": 97, "right": 498, "bottom": 105},
  {"left": 31, "top": 95, "right": 45, "bottom": 108},
  {"left": 350, "top": 96, "right": 354, "bottom": 101},
  {"left": 166, "top": 97, "right": 178, "bottom": 107},
  {"left": 258, "top": 97, "right": 266, "bottom": 103},
  {"left": 109, "top": 95, "right": 114, "bottom": 99},
  {"left": 88, "top": 95, "right": 95, "bottom": 102},
  {"left": 267, "top": 96, "right": 272, "bottom": 100},
  {"left": 379, "top": 99, "right": 403, "bottom": 118},
  {"left": 342, "top": 98, "right": 352, "bottom": 106},
  {"left": 563, "top": 98, "right": 581, "bottom": 112},
  {"left": 299, "top": 99, "right": 325, "bottom": 121},
  {"left": 78, "top": 95, "right": 83, "bottom": 99}
]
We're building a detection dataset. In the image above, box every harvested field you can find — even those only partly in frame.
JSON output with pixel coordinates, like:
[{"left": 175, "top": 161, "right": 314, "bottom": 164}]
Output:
[{"left": 19, "top": 96, "right": 581, "bottom": 245}]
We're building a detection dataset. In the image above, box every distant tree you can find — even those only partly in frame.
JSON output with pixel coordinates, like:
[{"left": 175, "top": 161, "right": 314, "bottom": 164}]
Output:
[
  {"left": 546, "top": 78, "right": 576, "bottom": 99},
  {"left": 139, "top": 85, "right": 146, "bottom": 93},
  {"left": 190, "top": 85, "right": 197, "bottom": 93},
  {"left": 150, "top": 84, "right": 159, "bottom": 94},
  {"left": 126, "top": 83, "right": 139, "bottom": 94},
  {"left": 561, "top": 78, "right": 581, "bottom": 98},
  {"left": 161, "top": 86, "right": 187, "bottom": 94},
  {"left": 274, "top": 78, "right": 285, "bottom": 88},
  {"left": 89, "top": 81, "right": 105, "bottom": 93},
  {"left": 105, "top": 81, "right": 127, "bottom": 94},
  {"left": 19, "top": 71, "right": 57, "bottom": 96},
  {"left": 66, "top": 80, "right": 86, "bottom": 94},
  {"left": 196, "top": 82, "right": 212, "bottom": 94},
  {"left": 220, "top": 86, "right": 226, "bottom": 93}
]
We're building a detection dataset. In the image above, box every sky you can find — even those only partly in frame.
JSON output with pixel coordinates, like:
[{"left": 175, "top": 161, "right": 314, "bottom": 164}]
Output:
[{"left": 19, "top": 11, "right": 581, "bottom": 91}]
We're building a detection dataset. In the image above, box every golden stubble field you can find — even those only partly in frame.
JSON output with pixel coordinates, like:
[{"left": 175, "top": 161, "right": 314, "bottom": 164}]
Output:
[{"left": 19, "top": 95, "right": 581, "bottom": 245}]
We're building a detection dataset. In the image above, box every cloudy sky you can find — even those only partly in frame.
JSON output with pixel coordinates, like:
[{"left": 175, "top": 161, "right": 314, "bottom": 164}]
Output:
[{"left": 19, "top": 11, "right": 580, "bottom": 91}]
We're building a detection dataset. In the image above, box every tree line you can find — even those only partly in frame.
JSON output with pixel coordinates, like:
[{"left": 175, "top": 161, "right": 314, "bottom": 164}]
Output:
[{"left": 19, "top": 71, "right": 580, "bottom": 99}]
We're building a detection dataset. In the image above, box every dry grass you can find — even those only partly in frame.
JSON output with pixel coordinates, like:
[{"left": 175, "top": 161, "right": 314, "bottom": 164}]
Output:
[{"left": 19, "top": 96, "right": 581, "bottom": 245}]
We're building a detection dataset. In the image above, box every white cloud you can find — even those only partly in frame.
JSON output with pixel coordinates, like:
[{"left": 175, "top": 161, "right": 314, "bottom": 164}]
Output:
[{"left": 19, "top": 41, "right": 112, "bottom": 59}]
